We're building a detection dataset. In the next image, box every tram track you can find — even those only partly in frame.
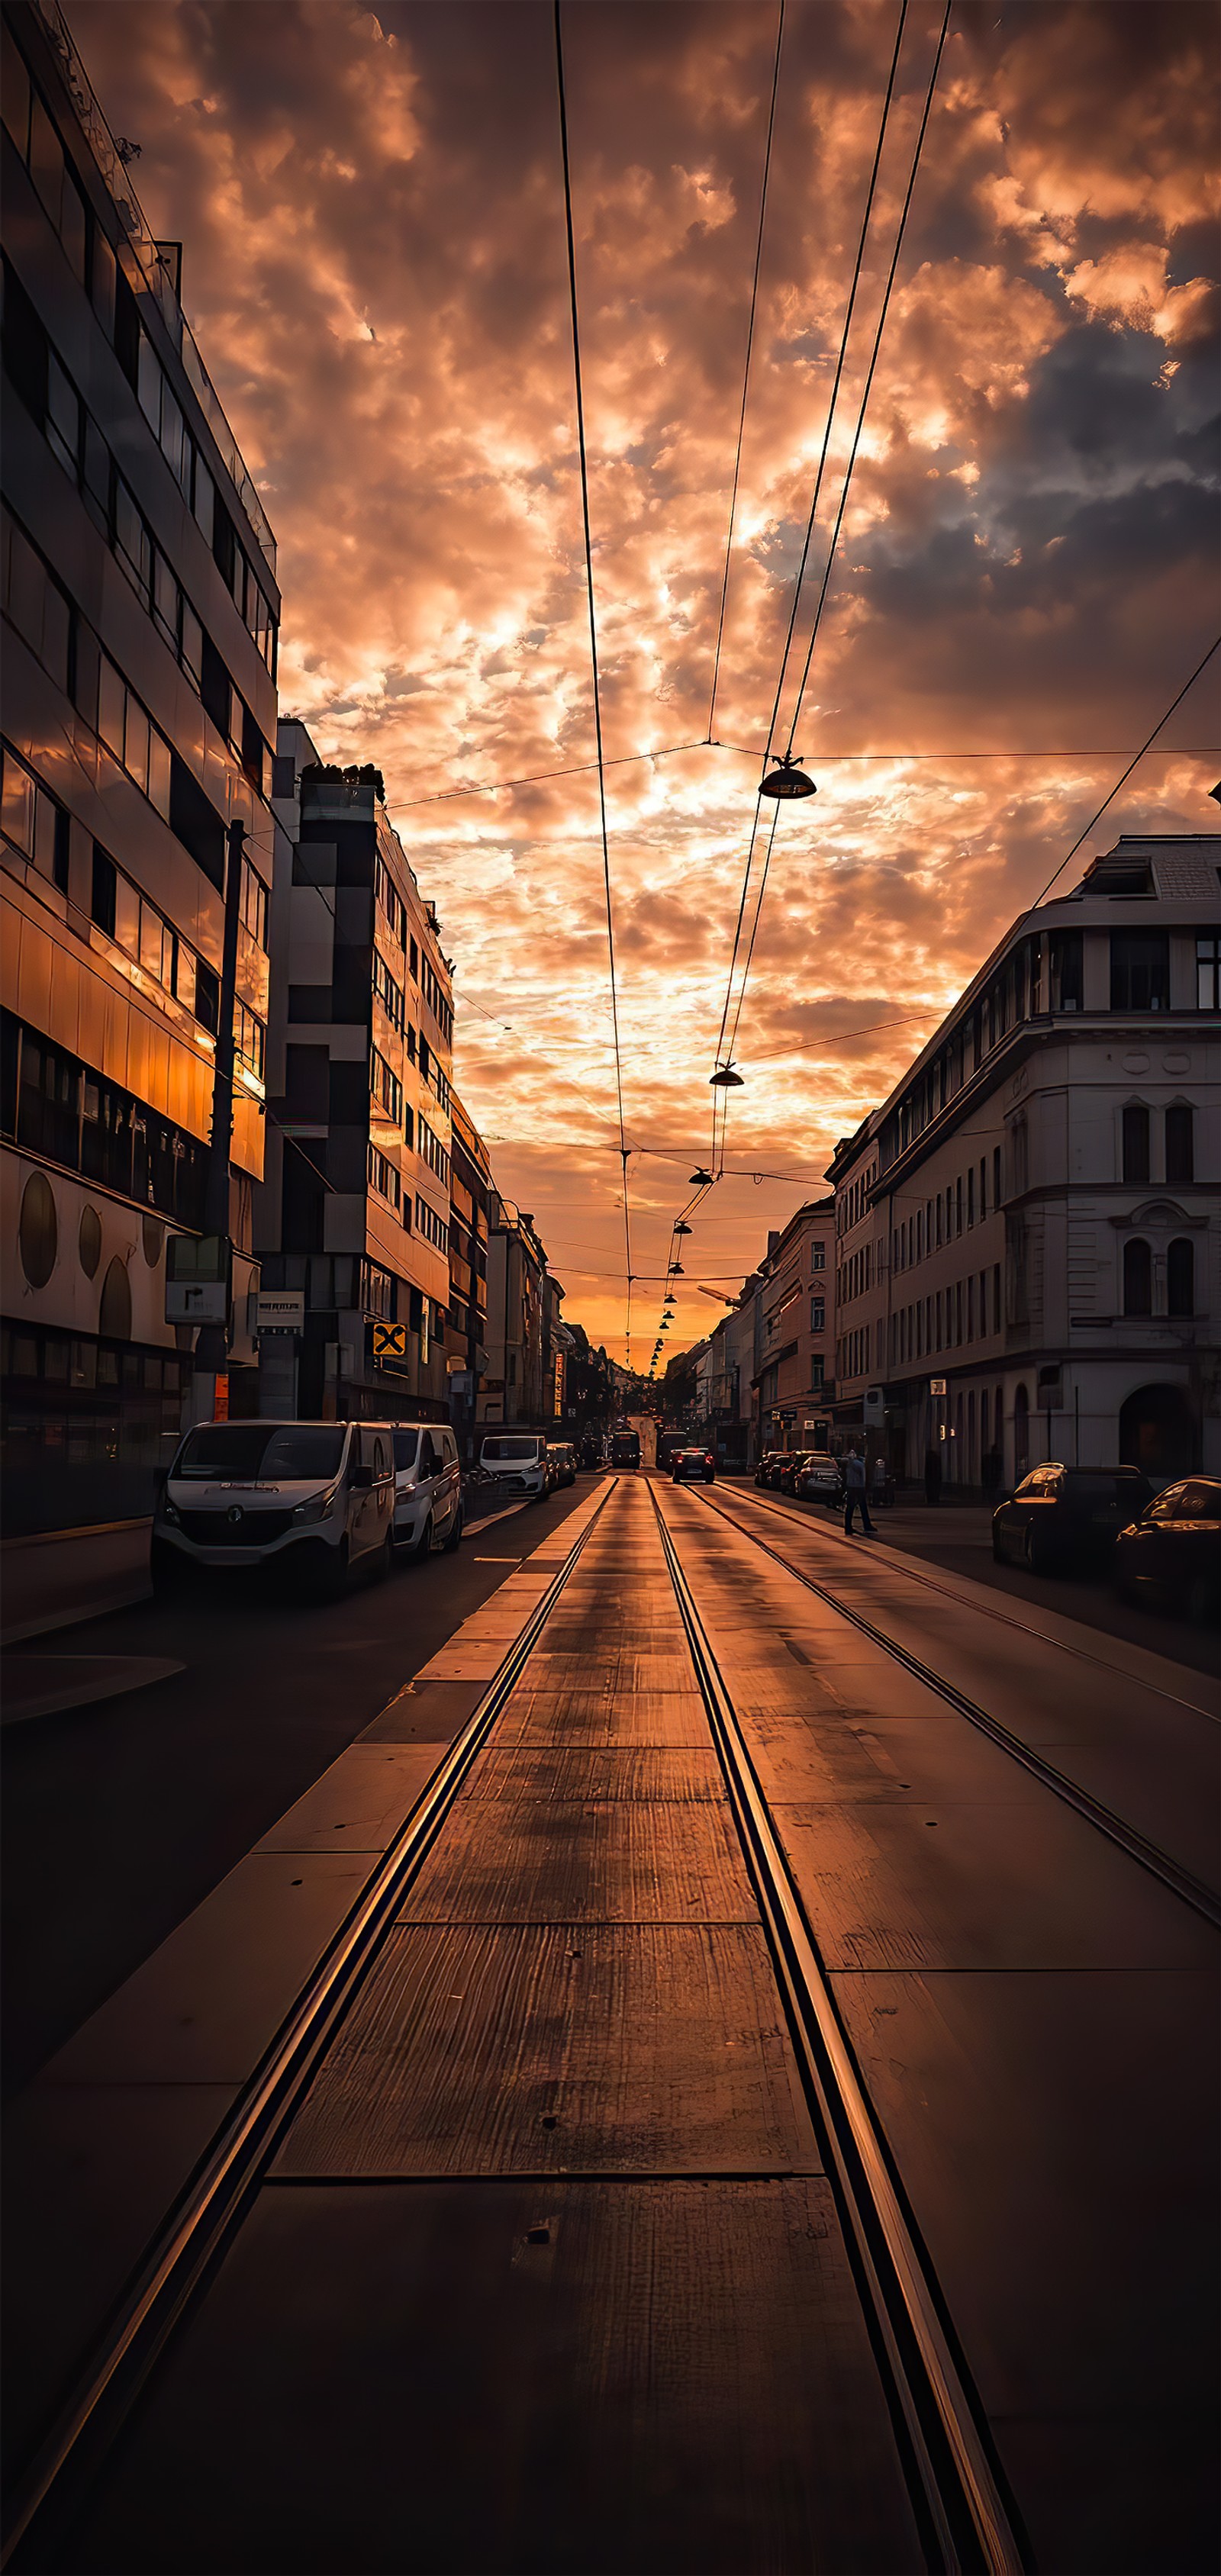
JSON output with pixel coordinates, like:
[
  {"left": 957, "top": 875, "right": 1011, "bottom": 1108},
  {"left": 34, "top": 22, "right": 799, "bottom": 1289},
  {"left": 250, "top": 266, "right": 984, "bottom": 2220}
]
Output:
[
  {"left": 647, "top": 1483, "right": 1025, "bottom": 2576},
  {"left": 680, "top": 1479, "right": 1221, "bottom": 1930},
  {"left": 2, "top": 1487, "right": 620, "bottom": 2571}
]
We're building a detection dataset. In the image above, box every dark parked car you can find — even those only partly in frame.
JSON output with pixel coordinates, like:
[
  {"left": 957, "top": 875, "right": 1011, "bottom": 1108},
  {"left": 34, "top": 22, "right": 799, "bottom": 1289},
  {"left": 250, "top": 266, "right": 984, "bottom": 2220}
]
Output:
[
  {"left": 754, "top": 1451, "right": 784, "bottom": 1486},
  {"left": 1113, "top": 1477, "right": 1220, "bottom": 1624},
  {"left": 672, "top": 1446, "right": 716, "bottom": 1485},
  {"left": 775, "top": 1451, "right": 812, "bottom": 1496},
  {"left": 992, "top": 1463, "right": 1152, "bottom": 1573}
]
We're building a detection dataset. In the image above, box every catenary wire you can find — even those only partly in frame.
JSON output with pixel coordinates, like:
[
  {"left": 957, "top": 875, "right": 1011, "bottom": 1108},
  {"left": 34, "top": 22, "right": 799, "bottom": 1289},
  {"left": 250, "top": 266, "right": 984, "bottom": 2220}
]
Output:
[
  {"left": 721, "top": 0, "right": 952, "bottom": 1061},
  {"left": 554, "top": 0, "right": 633, "bottom": 1367},
  {"left": 1027, "top": 636, "right": 1221, "bottom": 907},
  {"left": 710, "top": 0, "right": 910, "bottom": 1077},
  {"left": 707, "top": 0, "right": 785, "bottom": 740},
  {"left": 784, "top": 0, "right": 954, "bottom": 761}
]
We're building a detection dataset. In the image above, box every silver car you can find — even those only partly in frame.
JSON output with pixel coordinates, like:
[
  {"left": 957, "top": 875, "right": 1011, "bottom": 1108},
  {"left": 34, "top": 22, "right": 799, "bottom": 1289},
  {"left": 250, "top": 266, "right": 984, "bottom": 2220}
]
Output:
[{"left": 151, "top": 1419, "right": 395, "bottom": 1599}]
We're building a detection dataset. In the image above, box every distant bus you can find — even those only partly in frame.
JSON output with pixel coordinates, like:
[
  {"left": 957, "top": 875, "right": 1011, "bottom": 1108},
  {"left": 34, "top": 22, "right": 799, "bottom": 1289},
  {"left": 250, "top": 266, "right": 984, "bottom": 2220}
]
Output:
[{"left": 610, "top": 1428, "right": 641, "bottom": 1469}]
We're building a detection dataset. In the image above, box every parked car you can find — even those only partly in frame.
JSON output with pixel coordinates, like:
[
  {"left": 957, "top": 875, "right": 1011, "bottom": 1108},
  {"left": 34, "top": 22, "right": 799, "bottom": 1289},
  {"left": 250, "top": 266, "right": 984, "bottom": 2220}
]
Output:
[
  {"left": 672, "top": 1446, "right": 716, "bottom": 1484},
  {"left": 478, "top": 1432, "right": 549, "bottom": 1502},
  {"left": 392, "top": 1422, "right": 462, "bottom": 1557},
  {"left": 775, "top": 1451, "right": 812, "bottom": 1496},
  {"left": 797, "top": 1457, "right": 839, "bottom": 1505},
  {"left": 547, "top": 1442, "right": 577, "bottom": 1488},
  {"left": 151, "top": 1418, "right": 396, "bottom": 1598},
  {"left": 991, "top": 1464, "right": 1152, "bottom": 1573},
  {"left": 754, "top": 1452, "right": 783, "bottom": 1486},
  {"left": 1113, "top": 1476, "right": 1221, "bottom": 1624}
]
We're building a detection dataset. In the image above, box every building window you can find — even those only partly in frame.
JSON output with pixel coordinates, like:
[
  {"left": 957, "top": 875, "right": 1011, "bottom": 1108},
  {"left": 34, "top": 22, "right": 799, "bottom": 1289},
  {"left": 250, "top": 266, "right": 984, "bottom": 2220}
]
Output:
[
  {"left": 1165, "top": 1104, "right": 1194, "bottom": 1187},
  {"left": 810, "top": 1297, "right": 824, "bottom": 1331},
  {"left": 1122, "top": 1103, "right": 1150, "bottom": 1185},
  {"left": 810, "top": 1356, "right": 823, "bottom": 1390},
  {"left": 811, "top": 1241, "right": 826, "bottom": 1271},
  {"left": 367, "top": 1144, "right": 401, "bottom": 1212},
  {"left": 372, "top": 951, "right": 405, "bottom": 1033},
  {"left": 1123, "top": 1238, "right": 1152, "bottom": 1317},
  {"left": 967, "top": 1166, "right": 975, "bottom": 1227},
  {"left": 1197, "top": 935, "right": 1219, "bottom": 1012},
  {"left": 1049, "top": 931, "right": 1083, "bottom": 1012},
  {"left": 240, "top": 858, "right": 269, "bottom": 950},
  {"left": 1167, "top": 1238, "right": 1194, "bottom": 1319},
  {"left": 372, "top": 1050, "right": 403, "bottom": 1126},
  {"left": 1111, "top": 931, "right": 1170, "bottom": 1013},
  {"left": 0, "top": 740, "right": 69, "bottom": 891}
]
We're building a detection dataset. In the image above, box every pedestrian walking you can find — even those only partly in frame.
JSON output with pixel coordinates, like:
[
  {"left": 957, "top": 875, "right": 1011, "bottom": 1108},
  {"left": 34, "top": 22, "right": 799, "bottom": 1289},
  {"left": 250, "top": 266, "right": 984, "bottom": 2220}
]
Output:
[
  {"left": 843, "top": 1445, "right": 875, "bottom": 1535},
  {"left": 871, "top": 1452, "right": 888, "bottom": 1510}
]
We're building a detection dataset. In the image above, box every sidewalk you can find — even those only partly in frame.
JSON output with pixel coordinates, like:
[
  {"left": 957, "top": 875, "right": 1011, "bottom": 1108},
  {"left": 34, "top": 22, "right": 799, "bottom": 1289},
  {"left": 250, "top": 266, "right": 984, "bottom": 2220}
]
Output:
[{"left": 2, "top": 1519, "right": 153, "bottom": 1647}]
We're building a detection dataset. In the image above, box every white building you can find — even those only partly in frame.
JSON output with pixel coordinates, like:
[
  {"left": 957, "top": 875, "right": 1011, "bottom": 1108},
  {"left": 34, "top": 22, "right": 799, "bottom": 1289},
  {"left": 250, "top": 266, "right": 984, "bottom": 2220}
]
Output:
[{"left": 828, "top": 838, "right": 1219, "bottom": 1486}]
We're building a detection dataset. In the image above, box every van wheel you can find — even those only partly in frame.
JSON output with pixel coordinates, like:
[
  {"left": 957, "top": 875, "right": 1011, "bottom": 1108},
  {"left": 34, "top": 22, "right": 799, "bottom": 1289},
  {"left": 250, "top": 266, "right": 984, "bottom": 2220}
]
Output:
[{"left": 443, "top": 1506, "right": 463, "bottom": 1554}]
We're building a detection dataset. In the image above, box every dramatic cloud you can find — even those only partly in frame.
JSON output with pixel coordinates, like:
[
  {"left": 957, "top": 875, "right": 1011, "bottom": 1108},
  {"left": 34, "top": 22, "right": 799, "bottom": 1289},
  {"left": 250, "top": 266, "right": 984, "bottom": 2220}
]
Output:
[{"left": 72, "top": 0, "right": 1219, "bottom": 1354}]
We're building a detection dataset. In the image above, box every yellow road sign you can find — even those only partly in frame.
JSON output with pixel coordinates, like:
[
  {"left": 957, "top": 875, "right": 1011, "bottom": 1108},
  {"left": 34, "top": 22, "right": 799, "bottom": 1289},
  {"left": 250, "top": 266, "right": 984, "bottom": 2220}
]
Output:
[{"left": 372, "top": 1322, "right": 409, "bottom": 1360}]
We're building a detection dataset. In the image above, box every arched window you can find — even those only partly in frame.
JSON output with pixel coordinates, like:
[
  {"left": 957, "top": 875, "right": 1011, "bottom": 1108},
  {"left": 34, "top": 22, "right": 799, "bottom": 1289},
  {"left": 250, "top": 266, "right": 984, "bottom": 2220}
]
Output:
[
  {"left": 1167, "top": 1238, "right": 1194, "bottom": 1319},
  {"left": 1123, "top": 1237, "right": 1152, "bottom": 1317},
  {"left": 1122, "top": 1103, "right": 1150, "bottom": 1185},
  {"left": 1165, "top": 1104, "right": 1194, "bottom": 1187}
]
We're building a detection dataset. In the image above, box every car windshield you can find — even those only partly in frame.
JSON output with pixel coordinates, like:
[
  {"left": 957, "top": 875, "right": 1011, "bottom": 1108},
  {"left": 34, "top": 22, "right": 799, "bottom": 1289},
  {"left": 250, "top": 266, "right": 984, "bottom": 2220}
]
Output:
[
  {"left": 174, "top": 1425, "right": 347, "bottom": 1482},
  {"left": 1062, "top": 1473, "right": 1143, "bottom": 1502},
  {"left": 482, "top": 1438, "right": 540, "bottom": 1461},
  {"left": 392, "top": 1430, "right": 420, "bottom": 1470}
]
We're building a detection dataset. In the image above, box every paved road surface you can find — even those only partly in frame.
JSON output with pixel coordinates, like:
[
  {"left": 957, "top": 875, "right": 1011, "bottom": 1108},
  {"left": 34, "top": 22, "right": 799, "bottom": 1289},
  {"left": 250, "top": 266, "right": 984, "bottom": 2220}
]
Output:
[{"left": 5, "top": 1472, "right": 1216, "bottom": 2574}]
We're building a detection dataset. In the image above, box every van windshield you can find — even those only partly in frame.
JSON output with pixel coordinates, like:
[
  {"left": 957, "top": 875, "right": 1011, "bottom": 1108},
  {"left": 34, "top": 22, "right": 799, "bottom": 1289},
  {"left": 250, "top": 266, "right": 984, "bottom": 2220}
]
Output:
[
  {"left": 482, "top": 1438, "right": 540, "bottom": 1461},
  {"left": 174, "top": 1425, "right": 348, "bottom": 1482},
  {"left": 392, "top": 1430, "right": 420, "bottom": 1470}
]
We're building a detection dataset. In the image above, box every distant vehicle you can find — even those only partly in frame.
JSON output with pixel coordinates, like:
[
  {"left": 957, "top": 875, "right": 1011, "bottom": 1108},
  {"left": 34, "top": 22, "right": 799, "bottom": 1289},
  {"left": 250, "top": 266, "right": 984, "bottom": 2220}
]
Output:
[
  {"left": 755, "top": 1451, "right": 784, "bottom": 1486},
  {"left": 672, "top": 1446, "right": 716, "bottom": 1485},
  {"left": 151, "top": 1418, "right": 395, "bottom": 1599},
  {"left": 391, "top": 1422, "right": 462, "bottom": 1557},
  {"left": 991, "top": 1464, "right": 1152, "bottom": 1574},
  {"left": 656, "top": 1430, "right": 688, "bottom": 1471},
  {"left": 610, "top": 1429, "right": 641, "bottom": 1469},
  {"left": 775, "top": 1452, "right": 812, "bottom": 1496},
  {"left": 547, "top": 1441, "right": 577, "bottom": 1488},
  {"left": 1113, "top": 1476, "right": 1220, "bottom": 1624},
  {"left": 479, "top": 1432, "right": 549, "bottom": 1502},
  {"left": 797, "top": 1457, "right": 839, "bottom": 1505}
]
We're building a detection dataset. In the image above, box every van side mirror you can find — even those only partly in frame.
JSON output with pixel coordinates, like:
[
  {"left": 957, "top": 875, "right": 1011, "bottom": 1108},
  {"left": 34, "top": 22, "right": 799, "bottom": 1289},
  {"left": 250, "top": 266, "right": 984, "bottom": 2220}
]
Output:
[{"left": 351, "top": 1463, "right": 374, "bottom": 1490}]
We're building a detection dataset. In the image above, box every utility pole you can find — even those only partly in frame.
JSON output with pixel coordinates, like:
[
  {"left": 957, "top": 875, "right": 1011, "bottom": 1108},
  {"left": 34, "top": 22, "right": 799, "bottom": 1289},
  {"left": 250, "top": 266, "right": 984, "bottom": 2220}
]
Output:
[{"left": 188, "top": 817, "right": 245, "bottom": 1425}]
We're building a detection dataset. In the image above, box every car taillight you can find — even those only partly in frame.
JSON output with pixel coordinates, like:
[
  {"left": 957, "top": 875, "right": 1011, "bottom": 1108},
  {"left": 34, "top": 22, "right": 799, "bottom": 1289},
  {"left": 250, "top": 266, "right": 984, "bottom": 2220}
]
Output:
[{"left": 705, "top": 1454, "right": 714, "bottom": 1465}]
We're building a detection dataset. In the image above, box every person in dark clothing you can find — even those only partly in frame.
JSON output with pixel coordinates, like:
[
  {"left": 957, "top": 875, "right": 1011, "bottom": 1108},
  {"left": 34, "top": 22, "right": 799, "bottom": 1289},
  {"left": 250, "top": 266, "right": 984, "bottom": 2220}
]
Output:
[
  {"left": 843, "top": 1445, "right": 875, "bottom": 1534},
  {"left": 924, "top": 1446, "right": 942, "bottom": 1505}
]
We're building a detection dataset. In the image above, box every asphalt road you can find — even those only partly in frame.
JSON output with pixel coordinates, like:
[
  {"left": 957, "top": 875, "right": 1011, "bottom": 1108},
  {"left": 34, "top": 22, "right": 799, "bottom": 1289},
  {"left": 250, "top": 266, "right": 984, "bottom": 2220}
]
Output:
[
  {"left": 725, "top": 1480, "right": 1219, "bottom": 1680},
  {"left": 0, "top": 1477, "right": 597, "bottom": 2102}
]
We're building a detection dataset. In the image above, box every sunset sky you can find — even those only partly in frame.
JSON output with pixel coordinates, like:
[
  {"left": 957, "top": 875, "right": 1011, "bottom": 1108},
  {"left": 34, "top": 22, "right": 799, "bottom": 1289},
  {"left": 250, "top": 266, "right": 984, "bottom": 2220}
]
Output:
[{"left": 71, "top": 0, "right": 1219, "bottom": 1360}]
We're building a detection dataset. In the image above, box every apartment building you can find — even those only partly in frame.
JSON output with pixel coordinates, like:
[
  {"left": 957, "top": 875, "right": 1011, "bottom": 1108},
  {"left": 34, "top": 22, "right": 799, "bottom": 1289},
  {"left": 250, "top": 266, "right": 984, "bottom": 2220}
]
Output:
[
  {"left": 480, "top": 1199, "right": 553, "bottom": 1429},
  {"left": 755, "top": 1196, "right": 837, "bottom": 1453},
  {"left": 447, "top": 1086, "right": 491, "bottom": 1456},
  {"left": 2, "top": 0, "right": 279, "bottom": 1530},
  {"left": 256, "top": 723, "right": 454, "bottom": 1422},
  {"left": 829, "top": 836, "right": 1219, "bottom": 1486}
]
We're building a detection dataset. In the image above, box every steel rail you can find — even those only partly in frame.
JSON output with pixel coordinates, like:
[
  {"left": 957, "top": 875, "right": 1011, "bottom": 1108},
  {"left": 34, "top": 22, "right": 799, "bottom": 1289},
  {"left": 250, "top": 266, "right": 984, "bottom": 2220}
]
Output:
[
  {"left": 649, "top": 1482, "right": 1026, "bottom": 2576},
  {"left": 2, "top": 1482, "right": 619, "bottom": 2571},
  {"left": 685, "top": 1482, "right": 1221, "bottom": 1928},
  {"left": 721, "top": 1480, "right": 1220, "bottom": 1724}
]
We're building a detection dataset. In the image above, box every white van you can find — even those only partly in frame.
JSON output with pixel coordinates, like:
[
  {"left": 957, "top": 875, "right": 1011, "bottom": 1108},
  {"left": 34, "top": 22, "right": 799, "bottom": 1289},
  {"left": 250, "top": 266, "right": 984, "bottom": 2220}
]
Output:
[
  {"left": 151, "top": 1419, "right": 395, "bottom": 1598},
  {"left": 478, "top": 1432, "right": 548, "bottom": 1502},
  {"left": 392, "top": 1422, "right": 462, "bottom": 1556}
]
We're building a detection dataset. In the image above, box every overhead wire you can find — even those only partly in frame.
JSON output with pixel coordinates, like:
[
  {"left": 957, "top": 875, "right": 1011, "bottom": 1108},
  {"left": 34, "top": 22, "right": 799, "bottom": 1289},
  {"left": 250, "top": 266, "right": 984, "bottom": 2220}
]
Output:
[
  {"left": 554, "top": 0, "right": 633, "bottom": 1370},
  {"left": 1028, "top": 636, "right": 1221, "bottom": 907},
  {"left": 722, "top": 0, "right": 952, "bottom": 1064},
  {"left": 783, "top": 0, "right": 954, "bottom": 760},
  {"left": 709, "top": 0, "right": 910, "bottom": 1080},
  {"left": 707, "top": 0, "right": 785, "bottom": 741}
]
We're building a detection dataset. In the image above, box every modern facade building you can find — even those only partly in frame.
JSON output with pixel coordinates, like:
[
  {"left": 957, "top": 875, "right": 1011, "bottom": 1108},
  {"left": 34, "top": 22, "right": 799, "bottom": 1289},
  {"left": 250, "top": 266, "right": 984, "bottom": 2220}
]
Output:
[
  {"left": 2, "top": 0, "right": 279, "bottom": 1530},
  {"left": 480, "top": 1199, "right": 554, "bottom": 1429},
  {"left": 447, "top": 1085, "right": 491, "bottom": 1457},
  {"left": 829, "top": 836, "right": 1219, "bottom": 1486},
  {"left": 256, "top": 722, "right": 454, "bottom": 1422}
]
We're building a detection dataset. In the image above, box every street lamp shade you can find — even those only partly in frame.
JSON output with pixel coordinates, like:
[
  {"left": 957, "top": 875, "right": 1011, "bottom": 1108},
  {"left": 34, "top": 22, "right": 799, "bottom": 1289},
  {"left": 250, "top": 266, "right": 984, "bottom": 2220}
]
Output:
[
  {"left": 688, "top": 1167, "right": 714, "bottom": 1187},
  {"left": 668, "top": 1262, "right": 685, "bottom": 1276},
  {"left": 674, "top": 1220, "right": 692, "bottom": 1235},
  {"left": 759, "top": 752, "right": 816, "bottom": 800},
  {"left": 709, "top": 1064, "right": 743, "bottom": 1088}
]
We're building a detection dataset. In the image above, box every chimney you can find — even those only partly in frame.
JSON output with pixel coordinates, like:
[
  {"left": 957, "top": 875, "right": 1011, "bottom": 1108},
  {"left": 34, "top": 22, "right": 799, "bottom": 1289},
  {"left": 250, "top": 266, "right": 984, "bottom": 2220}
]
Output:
[{"left": 767, "top": 1229, "right": 780, "bottom": 1256}]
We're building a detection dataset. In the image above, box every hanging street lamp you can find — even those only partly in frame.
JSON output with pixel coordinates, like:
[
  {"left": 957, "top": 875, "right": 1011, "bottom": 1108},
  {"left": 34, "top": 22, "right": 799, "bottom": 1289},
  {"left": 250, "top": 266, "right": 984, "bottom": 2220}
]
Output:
[
  {"left": 760, "top": 751, "right": 816, "bottom": 800},
  {"left": 688, "top": 1167, "right": 714, "bottom": 1187},
  {"left": 709, "top": 1064, "right": 743, "bottom": 1088}
]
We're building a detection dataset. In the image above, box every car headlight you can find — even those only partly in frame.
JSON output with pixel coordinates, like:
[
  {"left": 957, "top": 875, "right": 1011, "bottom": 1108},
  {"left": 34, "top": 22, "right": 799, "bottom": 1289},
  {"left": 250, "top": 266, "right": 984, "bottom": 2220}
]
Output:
[{"left": 292, "top": 1486, "right": 339, "bottom": 1526}]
